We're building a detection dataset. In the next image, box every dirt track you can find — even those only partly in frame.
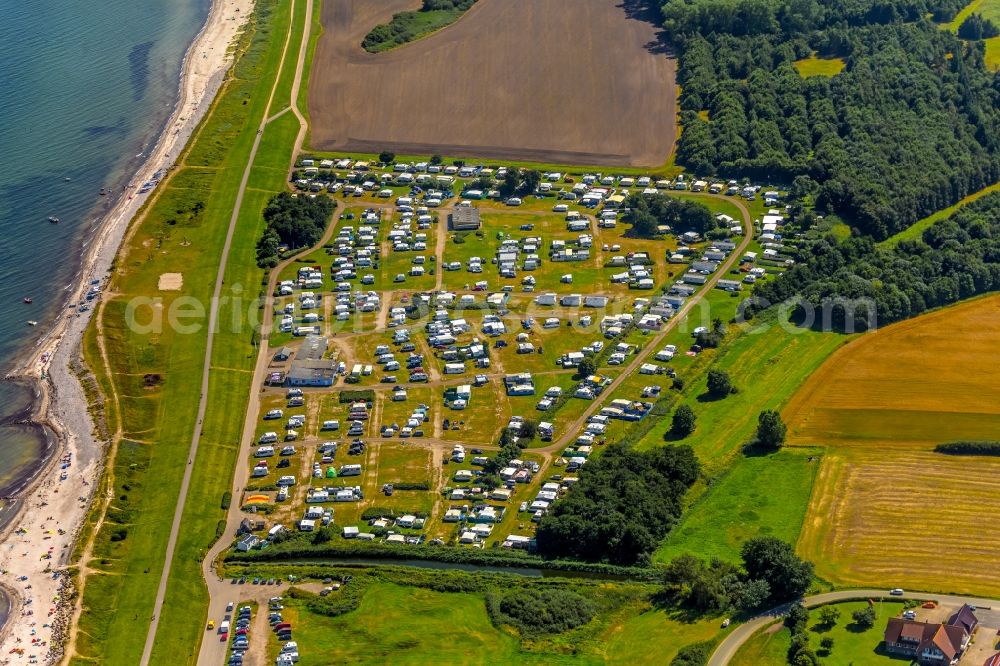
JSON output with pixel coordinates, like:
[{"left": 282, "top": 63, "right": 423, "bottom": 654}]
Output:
[{"left": 308, "top": 0, "right": 677, "bottom": 167}]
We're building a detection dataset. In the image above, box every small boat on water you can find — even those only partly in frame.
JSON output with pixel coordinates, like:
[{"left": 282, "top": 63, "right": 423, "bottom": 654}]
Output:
[
  {"left": 48, "top": 216, "right": 59, "bottom": 224},
  {"left": 99, "top": 187, "right": 107, "bottom": 196},
  {"left": 22, "top": 297, "right": 32, "bottom": 304},
  {"left": 27, "top": 321, "right": 37, "bottom": 326}
]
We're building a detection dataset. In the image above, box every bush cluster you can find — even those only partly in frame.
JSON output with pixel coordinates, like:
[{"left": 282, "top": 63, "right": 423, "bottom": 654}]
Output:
[{"left": 487, "top": 588, "right": 596, "bottom": 636}]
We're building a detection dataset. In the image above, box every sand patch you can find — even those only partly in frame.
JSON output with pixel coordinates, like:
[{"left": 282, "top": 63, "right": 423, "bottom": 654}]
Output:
[{"left": 158, "top": 273, "right": 183, "bottom": 291}]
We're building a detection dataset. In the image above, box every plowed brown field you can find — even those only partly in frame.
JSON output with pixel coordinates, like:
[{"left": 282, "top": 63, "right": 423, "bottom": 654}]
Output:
[{"left": 308, "top": 0, "right": 677, "bottom": 166}]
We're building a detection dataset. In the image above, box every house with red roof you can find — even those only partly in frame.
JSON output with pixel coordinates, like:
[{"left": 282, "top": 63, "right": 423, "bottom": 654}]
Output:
[{"left": 883, "top": 611, "right": 973, "bottom": 665}]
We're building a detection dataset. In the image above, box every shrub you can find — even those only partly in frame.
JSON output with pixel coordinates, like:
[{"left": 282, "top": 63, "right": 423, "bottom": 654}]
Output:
[
  {"left": 818, "top": 605, "right": 841, "bottom": 627},
  {"left": 670, "top": 640, "right": 715, "bottom": 666},
  {"left": 935, "top": 441, "right": 1000, "bottom": 456},
  {"left": 338, "top": 389, "right": 375, "bottom": 404},
  {"left": 487, "top": 588, "right": 595, "bottom": 636},
  {"left": 706, "top": 369, "right": 734, "bottom": 398},
  {"left": 388, "top": 481, "right": 430, "bottom": 491},
  {"left": 851, "top": 606, "right": 877, "bottom": 629},
  {"left": 671, "top": 404, "right": 697, "bottom": 437}
]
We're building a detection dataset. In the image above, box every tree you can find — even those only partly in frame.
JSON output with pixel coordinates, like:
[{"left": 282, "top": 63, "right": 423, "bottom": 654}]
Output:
[
  {"left": 430, "top": 154, "right": 443, "bottom": 165},
  {"left": 378, "top": 150, "right": 395, "bottom": 165},
  {"left": 255, "top": 228, "right": 281, "bottom": 268},
  {"left": 789, "top": 175, "right": 819, "bottom": 202},
  {"left": 706, "top": 369, "right": 734, "bottom": 398},
  {"left": 575, "top": 358, "right": 596, "bottom": 379},
  {"left": 741, "top": 536, "right": 814, "bottom": 602},
  {"left": 518, "top": 419, "right": 538, "bottom": 441},
  {"left": 630, "top": 209, "right": 660, "bottom": 237},
  {"left": 792, "top": 651, "right": 818, "bottom": 666},
  {"left": 785, "top": 602, "right": 810, "bottom": 634},
  {"left": 623, "top": 193, "right": 714, "bottom": 238},
  {"left": 661, "top": 554, "right": 741, "bottom": 612},
  {"left": 755, "top": 410, "right": 786, "bottom": 449},
  {"left": 819, "top": 636, "right": 834, "bottom": 651},
  {"left": 535, "top": 445, "right": 700, "bottom": 564},
  {"left": 730, "top": 578, "right": 771, "bottom": 611},
  {"left": 259, "top": 191, "right": 334, "bottom": 255},
  {"left": 499, "top": 168, "right": 520, "bottom": 198},
  {"left": 958, "top": 13, "right": 1000, "bottom": 40},
  {"left": 671, "top": 404, "right": 697, "bottom": 438},
  {"left": 851, "top": 606, "right": 877, "bottom": 629},
  {"left": 696, "top": 318, "right": 726, "bottom": 348},
  {"left": 520, "top": 169, "right": 541, "bottom": 195},
  {"left": 818, "top": 605, "right": 841, "bottom": 628}
]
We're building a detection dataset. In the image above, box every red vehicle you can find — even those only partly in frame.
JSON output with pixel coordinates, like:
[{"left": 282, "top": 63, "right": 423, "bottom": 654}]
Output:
[
  {"left": 219, "top": 633, "right": 228, "bottom": 642},
  {"left": 273, "top": 622, "right": 291, "bottom": 633}
]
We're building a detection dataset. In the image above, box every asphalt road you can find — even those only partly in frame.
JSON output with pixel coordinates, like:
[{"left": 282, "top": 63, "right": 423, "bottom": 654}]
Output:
[{"left": 708, "top": 589, "right": 1000, "bottom": 666}]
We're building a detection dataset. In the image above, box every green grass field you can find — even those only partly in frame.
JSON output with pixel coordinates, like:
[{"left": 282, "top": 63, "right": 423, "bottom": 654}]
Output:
[
  {"left": 731, "top": 601, "right": 906, "bottom": 666},
  {"left": 793, "top": 55, "right": 846, "bottom": 77},
  {"left": 261, "top": 578, "right": 730, "bottom": 665},
  {"left": 603, "top": 604, "right": 727, "bottom": 666},
  {"left": 881, "top": 179, "right": 1000, "bottom": 247},
  {"left": 665, "top": 322, "right": 850, "bottom": 467},
  {"left": 655, "top": 450, "right": 821, "bottom": 564},
  {"left": 946, "top": 0, "right": 1000, "bottom": 68},
  {"left": 272, "top": 582, "right": 585, "bottom": 664}
]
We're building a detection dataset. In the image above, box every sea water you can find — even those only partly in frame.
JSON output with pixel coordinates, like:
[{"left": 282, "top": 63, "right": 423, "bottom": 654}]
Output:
[{"left": 0, "top": 0, "right": 211, "bottom": 491}]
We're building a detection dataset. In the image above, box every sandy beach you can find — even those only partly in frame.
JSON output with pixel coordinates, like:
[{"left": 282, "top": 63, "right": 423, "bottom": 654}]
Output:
[{"left": 0, "top": 0, "right": 254, "bottom": 662}]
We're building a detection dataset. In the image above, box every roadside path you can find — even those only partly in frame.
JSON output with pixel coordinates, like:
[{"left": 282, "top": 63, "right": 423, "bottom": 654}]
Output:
[
  {"left": 139, "top": 0, "right": 307, "bottom": 662},
  {"left": 196, "top": 0, "right": 315, "bottom": 661},
  {"left": 708, "top": 589, "right": 1000, "bottom": 666}
]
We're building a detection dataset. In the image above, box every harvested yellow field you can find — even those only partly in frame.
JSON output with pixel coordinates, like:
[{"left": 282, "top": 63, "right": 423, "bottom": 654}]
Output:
[
  {"left": 798, "top": 449, "right": 1000, "bottom": 597},
  {"left": 784, "top": 295, "right": 1000, "bottom": 448}
]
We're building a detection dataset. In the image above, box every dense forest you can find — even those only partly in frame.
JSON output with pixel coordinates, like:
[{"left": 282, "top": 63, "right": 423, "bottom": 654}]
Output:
[
  {"left": 534, "top": 444, "right": 700, "bottom": 565},
  {"left": 664, "top": 0, "right": 1000, "bottom": 238},
  {"left": 755, "top": 193, "right": 1000, "bottom": 331}
]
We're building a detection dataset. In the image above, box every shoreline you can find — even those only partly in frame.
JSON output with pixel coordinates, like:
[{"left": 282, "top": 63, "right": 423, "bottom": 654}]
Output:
[{"left": 0, "top": 0, "right": 254, "bottom": 661}]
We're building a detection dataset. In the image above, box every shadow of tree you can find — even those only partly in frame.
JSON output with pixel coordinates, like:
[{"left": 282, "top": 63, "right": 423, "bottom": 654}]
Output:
[{"left": 616, "top": 0, "right": 677, "bottom": 56}]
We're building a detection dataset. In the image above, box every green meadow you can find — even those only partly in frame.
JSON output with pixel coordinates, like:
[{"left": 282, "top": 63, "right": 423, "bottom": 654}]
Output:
[
  {"left": 655, "top": 450, "right": 821, "bottom": 565},
  {"left": 732, "top": 601, "right": 907, "bottom": 666},
  {"left": 792, "top": 55, "right": 846, "bottom": 77}
]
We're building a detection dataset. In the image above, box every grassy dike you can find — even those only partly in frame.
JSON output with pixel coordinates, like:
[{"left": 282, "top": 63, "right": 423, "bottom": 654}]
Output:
[{"left": 71, "top": 0, "right": 309, "bottom": 662}]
